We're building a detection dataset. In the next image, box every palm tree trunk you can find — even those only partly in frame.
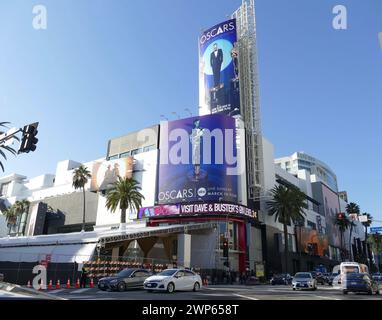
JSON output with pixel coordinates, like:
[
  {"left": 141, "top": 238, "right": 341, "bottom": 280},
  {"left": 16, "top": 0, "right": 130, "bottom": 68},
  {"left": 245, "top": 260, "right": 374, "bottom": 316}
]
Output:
[
  {"left": 283, "top": 222, "right": 288, "bottom": 274},
  {"left": 82, "top": 187, "right": 86, "bottom": 232},
  {"left": 121, "top": 208, "right": 126, "bottom": 224},
  {"left": 365, "top": 227, "right": 369, "bottom": 266},
  {"left": 340, "top": 231, "right": 343, "bottom": 260},
  {"left": 349, "top": 224, "right": 353, "bottom": 261}
]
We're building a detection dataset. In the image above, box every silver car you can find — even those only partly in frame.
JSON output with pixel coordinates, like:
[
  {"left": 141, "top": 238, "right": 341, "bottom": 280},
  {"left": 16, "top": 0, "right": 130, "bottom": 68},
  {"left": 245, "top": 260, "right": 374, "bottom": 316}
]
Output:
[{"left": 292, "top": 272, "right": 317, "bottom": 290}]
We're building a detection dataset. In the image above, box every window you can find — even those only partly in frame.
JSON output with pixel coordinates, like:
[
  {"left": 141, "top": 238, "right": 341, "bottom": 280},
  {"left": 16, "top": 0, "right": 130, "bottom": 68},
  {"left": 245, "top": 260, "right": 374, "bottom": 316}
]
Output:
[
  {"left": 120, "top": 151, "right": 131, "bottom": 158},
  {"left": 108, "top": 155, "right": 119, "bottom": 160},
  {"left": 307, "top": 221, "right": 317, "bottom": 230},
  {"left": 143, "top": 145, "right": 156, "bottom": 152},
  {"left": 131, "top": 148, "right": 142, "bottom": 156},
  {"left": 184, "top": 270, "right": 195, "bottom": 276},
  {"left": 134, "top": 271, "right": 148, "bottom": 277},
  {"left": 0, "top": 182, "right": 10, "bottom": 196}
]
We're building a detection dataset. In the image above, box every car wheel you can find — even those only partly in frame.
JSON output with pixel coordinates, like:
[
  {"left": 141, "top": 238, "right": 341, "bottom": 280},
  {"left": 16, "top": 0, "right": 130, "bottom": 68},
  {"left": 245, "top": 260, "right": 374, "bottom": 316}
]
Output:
[
  {"left": 376, "top": 290, "right": 380, "bottom": 295},
  {"left": 193, "top": 282, "right": 200, "bottom": 292},
  {"left": 117, "top": 282, "right": 126, "bottom": 292},
  {"left": 343, "top": 290, "right": 348, "bottom": 295},
  {"left": 292, "top": 288, "right": 296, "bottom": 291},
  {"left": 167, "top": 282, "right": 175, "bottom": 293}
]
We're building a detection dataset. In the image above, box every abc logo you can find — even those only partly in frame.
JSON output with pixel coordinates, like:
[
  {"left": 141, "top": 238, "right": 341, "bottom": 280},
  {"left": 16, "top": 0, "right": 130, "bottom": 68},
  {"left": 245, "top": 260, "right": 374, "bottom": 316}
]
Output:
[{"left": 197, "top": 187, "right": 207, "bottom": 197}]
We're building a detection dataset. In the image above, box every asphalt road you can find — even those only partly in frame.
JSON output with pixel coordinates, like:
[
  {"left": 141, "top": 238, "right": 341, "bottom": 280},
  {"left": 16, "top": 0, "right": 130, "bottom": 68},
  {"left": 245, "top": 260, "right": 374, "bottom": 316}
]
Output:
[{"left": 34, "top": 284, "right": 382, "bottom": 300}]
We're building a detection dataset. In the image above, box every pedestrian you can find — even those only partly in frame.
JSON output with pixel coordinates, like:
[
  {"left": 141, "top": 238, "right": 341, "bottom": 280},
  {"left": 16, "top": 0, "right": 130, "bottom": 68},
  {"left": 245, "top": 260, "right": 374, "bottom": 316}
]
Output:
[{"left": 80, "top": 266, "right": 88, "bottom": 288}]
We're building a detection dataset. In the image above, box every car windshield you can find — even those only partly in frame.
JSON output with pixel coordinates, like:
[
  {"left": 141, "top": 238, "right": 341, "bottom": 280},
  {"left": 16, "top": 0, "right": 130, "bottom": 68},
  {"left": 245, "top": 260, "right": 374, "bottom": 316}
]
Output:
[
  {"left": 158, "top": 269, "right": 178, "bottom": 276},
  {"left": 295, "top": 273, "right": 311, "bottom": 279},
  {"left": 117, "top": 269, "right": 134, "bottom": 277}
]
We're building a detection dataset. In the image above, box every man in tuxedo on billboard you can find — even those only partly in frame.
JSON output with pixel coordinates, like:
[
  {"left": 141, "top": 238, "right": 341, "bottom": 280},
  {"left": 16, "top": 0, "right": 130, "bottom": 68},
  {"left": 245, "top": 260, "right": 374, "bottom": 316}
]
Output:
[{"left": 210, "top": 43, "right": 223, "bottom": 89}]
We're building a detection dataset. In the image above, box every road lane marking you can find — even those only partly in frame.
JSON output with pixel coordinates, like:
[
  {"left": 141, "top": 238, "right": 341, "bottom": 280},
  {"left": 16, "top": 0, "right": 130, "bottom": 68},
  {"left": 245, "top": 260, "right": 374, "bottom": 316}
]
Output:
[
  {"left": 72, "top": 288, "right": 92, "bottom": 294},
  {"left": 48, "top": 289, "right": 65, "bottom": 294},
  {"left": 313, "top": 295, "right": 341, "bottom": 300},
  {"left": 233, "top": 293, "right": 259, "bottom": 300}
]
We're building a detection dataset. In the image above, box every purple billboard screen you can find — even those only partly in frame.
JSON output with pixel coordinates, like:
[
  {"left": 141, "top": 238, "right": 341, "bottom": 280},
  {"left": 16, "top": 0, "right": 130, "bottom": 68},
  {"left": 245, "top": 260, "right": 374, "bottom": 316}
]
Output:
[
  {"left": 199, "top": 19, "right": 240, "bottom": 116},
  {"left": 157, "top": 114, "right": 238, "bottom": 204}
]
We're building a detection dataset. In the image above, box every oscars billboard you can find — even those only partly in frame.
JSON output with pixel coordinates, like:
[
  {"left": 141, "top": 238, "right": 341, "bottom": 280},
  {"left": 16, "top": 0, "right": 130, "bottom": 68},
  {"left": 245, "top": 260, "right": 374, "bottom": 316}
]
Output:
[
  {"left": 157, "top": 114, "right": 238, "bottom": 204},
  {"left": 199, "top": 19, "right": 240, "bottom": 116}
]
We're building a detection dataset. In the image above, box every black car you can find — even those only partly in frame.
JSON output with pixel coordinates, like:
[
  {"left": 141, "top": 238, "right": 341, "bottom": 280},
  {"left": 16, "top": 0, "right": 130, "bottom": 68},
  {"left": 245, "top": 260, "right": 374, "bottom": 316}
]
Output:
[
  {"left": 309, "top": 271, "right": 326, "bottom": 285},
  {"left": 372, "top": 273, "right": 382, "bottom": 282},
  {"left": 343, "top": 273, "right": 380, "bottom": 295},
  {"left": 270, "top": 274, "right": 293, "bottom": 285},
  {"left": 98, "top": 268, "right": 152, "bottom": 292}
]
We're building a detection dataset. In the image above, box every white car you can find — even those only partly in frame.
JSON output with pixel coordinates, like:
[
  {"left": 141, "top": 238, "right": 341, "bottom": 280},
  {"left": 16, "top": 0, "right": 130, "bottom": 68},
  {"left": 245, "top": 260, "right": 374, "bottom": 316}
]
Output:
[
  {"left": 292, "top": 272, "right": 317, "bottom": 290},
  {"left": 143, "top": 269, "right": 202, "bottom": 293}
]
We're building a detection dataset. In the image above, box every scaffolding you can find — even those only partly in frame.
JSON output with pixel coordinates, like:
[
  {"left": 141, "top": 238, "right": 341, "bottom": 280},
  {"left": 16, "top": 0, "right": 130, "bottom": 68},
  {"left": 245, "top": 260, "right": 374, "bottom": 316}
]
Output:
[{"left": 232, "top": 0, "right": 264, "bottom": 202}]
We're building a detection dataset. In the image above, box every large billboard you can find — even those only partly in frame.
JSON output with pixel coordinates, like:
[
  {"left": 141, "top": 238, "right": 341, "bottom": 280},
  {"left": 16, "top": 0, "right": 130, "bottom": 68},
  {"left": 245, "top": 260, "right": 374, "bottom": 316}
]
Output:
[
  {"left": 90, "top": 157, "right": 134, "bottom": 191},
  {"left": 157, "top": 114, "right": 238, "bottom": 204},
  {"left": 199, "top": 19, "right": 240, "bottom": 116},
  {"left": 322, "top": 184, "right": 342, "bottom": 248},
  {"left": 298, "top": 226, "right": 329, "bottom": 258}
]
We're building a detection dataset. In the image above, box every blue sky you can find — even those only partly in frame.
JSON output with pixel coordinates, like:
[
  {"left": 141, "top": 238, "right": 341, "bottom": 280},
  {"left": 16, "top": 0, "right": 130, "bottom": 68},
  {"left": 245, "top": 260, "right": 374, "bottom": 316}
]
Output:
[{"left": 1, "top": 0, "right": 381, "bottom": 220}]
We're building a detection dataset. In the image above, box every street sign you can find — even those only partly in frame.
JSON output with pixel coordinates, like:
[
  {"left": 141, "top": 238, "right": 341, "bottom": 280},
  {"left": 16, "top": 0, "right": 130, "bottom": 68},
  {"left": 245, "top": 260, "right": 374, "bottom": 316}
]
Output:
[{"left": 370, "top": 227, "right": 382, "bottom": 233}]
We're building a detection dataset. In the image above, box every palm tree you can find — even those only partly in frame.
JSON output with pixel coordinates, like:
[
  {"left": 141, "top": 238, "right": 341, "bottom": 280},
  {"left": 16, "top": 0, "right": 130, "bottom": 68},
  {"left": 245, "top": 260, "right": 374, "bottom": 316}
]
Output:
[
  {"left": 267, "top": 184, "right": 307, "bottom": 273},
  {"left": 105, "top": 177, "right": 145, "bottom": 229},
  {"left": 360, "top": 212, "right": 373, "bottom": 266},
  {"left": 0, "top": 122, "right": 18, "bottom": 172},
  {"left": 72, "top": 165, "right": 92, "bottom": 232},
  {"left": 368, "top": 233, "right": 382, "bottom": 271},
  {"left": 2, "top": 206, "right": 17, "bottom": 234},
  {"left": 334, "top": 213, "right": 350, "bottom": 260},
  {"left": 346, "top": 202, "right": 360, "bottom": 261},
  {"left": 13, "top": 200, "right": 30, "bottom": 235}
]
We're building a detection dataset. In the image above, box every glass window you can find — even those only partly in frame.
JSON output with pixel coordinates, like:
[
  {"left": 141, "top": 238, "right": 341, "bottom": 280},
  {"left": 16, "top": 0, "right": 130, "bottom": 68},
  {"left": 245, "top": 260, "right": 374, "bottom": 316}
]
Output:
[
  {"left": 120, "top": 151, "right": 131, "bottom": 158},
  {"left": 131, "top": 148, "right": 142, "bottom": 156},
  {"left": 143, "top": 145, "right": 156, "bottom": 152},
  {"left": 108, "top": 155, "right": 119, "bottom": 160},
  {"left": 0, "top": 182, "right": 10, "bottom": 196},
  {"left": 184, "top": 270, "right": 195, "bottom": 276}
]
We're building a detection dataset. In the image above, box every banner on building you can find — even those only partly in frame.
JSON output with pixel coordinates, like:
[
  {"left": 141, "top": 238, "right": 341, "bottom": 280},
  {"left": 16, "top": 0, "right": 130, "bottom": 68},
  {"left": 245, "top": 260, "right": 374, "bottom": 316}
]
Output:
[
  {"left": 138, "top": 202, "right": 256, "bottom": 219},
  {"left": 199, "top": 19, "right": 240, "bottom": 116},
  {"left": 157, "top": 114, "right": 238, "bottom": 204},
  {"left": 91, "top": 157, "right": 134, "bottom": 191}
]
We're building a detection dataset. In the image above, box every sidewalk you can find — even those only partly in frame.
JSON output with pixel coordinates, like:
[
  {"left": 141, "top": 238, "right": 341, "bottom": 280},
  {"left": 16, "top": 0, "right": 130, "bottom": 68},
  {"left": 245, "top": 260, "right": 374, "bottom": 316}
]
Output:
[{"left": 0, "top": 281, "right": 65, "bottom": 300}]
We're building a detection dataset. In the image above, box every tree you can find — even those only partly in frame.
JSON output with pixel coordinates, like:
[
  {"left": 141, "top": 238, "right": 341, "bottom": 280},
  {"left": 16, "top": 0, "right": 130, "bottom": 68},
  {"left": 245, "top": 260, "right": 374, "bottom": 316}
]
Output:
[
  {"left": 72, "top": 165, "right": 92, "bottom": 232},
  {"left": 346, "top": 202, "right": 360, "bottom": 261},
  {"left": 13, "top": 200, "right": 30, "bottom": 235},
  {"left": 106, "top": 177, "right": 145, "bottom": 228},
  {"left": 0, "top": 122, "right": 18, "bottom": 172},
  {"left": 1, "top": 206, "right": 17, "bottom": 234},
  {"left": 267, "top": 184, "right": 307, "bottom": 273},
  {"left": 334, "top": 213, "right": 350, "bottom": 259},
  {"left": 360, "top": 213, "right": 373, "bottom": 266}
]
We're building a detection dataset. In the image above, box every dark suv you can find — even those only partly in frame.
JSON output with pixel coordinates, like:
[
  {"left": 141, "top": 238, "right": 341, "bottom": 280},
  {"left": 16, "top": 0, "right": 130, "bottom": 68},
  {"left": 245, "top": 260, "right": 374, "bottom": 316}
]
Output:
[{"left": 98, "top": 268, "right": 152, "bottom": 292}]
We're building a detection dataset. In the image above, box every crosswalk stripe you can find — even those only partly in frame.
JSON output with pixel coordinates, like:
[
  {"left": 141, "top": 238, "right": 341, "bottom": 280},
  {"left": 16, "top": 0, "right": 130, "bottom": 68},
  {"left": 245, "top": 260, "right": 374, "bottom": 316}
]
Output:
[
  {"left": 48, "top": 289, "right": 66, "bottom": 294},
  {"left": 233, "top": 293, "right": 259, "bottom": 300}
]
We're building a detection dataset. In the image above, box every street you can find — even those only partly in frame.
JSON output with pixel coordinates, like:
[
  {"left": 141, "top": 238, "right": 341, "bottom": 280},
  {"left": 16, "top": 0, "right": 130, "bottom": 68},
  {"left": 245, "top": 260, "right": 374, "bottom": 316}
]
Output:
[{"left": 35, "top": 284, "right": 382, "bottom": 300}]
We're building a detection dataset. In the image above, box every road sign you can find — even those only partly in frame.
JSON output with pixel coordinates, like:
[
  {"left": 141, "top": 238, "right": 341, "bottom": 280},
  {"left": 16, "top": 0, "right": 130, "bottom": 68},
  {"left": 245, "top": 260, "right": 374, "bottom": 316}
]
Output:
[{"left": 370, "top": 227, "right": 382, "bottom": 233}]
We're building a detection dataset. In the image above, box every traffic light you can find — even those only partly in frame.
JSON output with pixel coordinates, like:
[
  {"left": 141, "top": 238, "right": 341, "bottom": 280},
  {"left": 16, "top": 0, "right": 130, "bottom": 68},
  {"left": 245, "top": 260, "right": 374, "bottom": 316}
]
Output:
[
  {"left": 337, "top": 213, "right": 344, "bottom": 220},
  {"left": 18, "top": 122, "right": 39, "bottom": 154},
  {"left": 223, "top": 238, "right": 229, "bottom": 258}
]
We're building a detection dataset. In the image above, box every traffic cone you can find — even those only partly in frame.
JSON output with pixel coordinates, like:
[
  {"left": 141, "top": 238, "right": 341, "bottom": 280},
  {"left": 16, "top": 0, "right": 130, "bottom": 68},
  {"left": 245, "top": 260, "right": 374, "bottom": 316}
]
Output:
[
  {"left": 66, "top": 279, "right": 71, "bottom": 289},
  {"left": 75, "top": 278, "right": 80, "bottom": 289},
  {"left": 27, "top": 280, "right": 32, "bottom": 288},
  {"left": 90, "top": 278, "right": 94, "bottom": 288},
  {"left": 48, "top": 280, "right": 53, "bottom": 290},
  {"left": 56, "top": 280, "right": 61, "bottom": 289}
]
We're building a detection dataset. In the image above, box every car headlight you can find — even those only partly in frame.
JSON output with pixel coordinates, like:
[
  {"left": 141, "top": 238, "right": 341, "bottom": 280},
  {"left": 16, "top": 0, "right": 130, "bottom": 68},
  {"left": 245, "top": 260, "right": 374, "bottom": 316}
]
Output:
[{"left": 110, "top": 279, "right": 118, "bottom": 284}]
